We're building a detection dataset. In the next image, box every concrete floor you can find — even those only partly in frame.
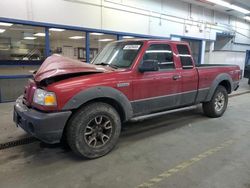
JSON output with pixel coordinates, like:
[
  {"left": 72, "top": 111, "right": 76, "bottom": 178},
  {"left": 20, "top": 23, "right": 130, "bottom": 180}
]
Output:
[{"left": 0, "top": 92, "right": 250, "bottom": 188}]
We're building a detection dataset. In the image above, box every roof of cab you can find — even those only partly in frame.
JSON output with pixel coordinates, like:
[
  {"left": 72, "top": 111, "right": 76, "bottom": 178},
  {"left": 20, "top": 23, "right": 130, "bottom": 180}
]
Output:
[{"left": 117, "top": 38, "right": 189, "bottom": 45}]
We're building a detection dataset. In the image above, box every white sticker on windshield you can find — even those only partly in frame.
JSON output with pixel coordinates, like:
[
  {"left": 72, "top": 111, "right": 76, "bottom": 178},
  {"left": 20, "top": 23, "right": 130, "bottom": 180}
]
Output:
[{"left": 123, "top": 45, "right": 141, "bottom": 50}]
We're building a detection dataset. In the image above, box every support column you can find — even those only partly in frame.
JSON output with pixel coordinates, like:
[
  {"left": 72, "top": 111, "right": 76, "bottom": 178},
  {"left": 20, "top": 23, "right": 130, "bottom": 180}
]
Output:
[
  {"left": 117, "top": 35, "right": 122, "bottom": 40},
  {"left": 45, "top": 27, "right": 50, "bottom": 57},
  {"left": 200, "top": 40, "right": 206, "bottom": 64},
  {"left": 85, "top": 32, "right": 90, "bottom": 63},
  {"left": 208, "top": 41, "right": 215, "bottom": 64}
]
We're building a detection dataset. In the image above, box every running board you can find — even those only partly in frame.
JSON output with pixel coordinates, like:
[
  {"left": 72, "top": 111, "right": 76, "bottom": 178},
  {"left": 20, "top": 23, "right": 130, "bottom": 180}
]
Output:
[{"left": 129, "top": 105, "right": 198, "bottom": 122}]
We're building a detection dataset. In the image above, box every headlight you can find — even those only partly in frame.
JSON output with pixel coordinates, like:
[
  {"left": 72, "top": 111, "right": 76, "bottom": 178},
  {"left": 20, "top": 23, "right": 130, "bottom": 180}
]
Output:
[{"left": 33, "top": 89, "right": 57, "bottom": 106}]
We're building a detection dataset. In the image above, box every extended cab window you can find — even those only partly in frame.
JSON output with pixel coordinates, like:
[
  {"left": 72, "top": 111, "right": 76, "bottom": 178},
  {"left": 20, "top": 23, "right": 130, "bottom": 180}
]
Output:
[
  {"left": 177, "top": 44, "right": 194, "bottom": 69},
  {"left": 143, "top": 44, "right": 175, "bottom": 70}
]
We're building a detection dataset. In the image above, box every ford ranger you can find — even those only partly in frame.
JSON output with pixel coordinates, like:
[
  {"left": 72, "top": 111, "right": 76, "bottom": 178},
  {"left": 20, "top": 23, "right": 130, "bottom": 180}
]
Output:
[{"left": 14, "top": 39, "right": 241, "bottom": 158}]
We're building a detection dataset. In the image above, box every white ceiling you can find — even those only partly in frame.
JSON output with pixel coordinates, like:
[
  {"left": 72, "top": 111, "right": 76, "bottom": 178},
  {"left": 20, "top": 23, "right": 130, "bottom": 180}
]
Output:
[{"left": 180, "top": 0, "right": 250, "bottom": 17}]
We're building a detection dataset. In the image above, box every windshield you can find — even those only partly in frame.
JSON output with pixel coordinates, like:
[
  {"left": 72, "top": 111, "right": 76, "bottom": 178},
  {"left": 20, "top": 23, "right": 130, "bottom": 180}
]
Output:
[{"left": 91, "top": 41, "right": 143, "bottom": 68}]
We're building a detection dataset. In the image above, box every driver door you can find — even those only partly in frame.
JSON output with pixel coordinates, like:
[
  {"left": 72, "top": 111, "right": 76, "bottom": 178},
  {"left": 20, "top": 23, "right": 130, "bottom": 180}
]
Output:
[{"left": 132, "top": 43, "right": 182, "bottom": 116}]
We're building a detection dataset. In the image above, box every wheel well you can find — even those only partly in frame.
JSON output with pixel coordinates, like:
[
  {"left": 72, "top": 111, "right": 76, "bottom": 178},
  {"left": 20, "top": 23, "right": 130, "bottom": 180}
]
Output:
[
  {"left": 219, "top": 80, "right": 231, "bottom": 93},
  {"left": 61, "top": 97, "right": 126, "bottom": 143},
  {"left": 77, "top": 97, "right": 126, "bottom": 122}
]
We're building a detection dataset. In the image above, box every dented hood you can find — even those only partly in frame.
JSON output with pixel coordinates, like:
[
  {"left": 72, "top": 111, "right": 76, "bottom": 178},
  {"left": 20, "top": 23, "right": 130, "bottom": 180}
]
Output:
[{"left": 34, "top": 54, "right": 110, "bottom": 82}]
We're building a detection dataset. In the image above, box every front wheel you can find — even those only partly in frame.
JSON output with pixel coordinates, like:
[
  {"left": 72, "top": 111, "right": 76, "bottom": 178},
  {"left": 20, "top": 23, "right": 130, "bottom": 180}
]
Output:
[
  {"left": 66, "top": 102, "right": 121, "bottom": 159},
  {"left": 202, "top": 86, "right": 228, "bottom": 118}
]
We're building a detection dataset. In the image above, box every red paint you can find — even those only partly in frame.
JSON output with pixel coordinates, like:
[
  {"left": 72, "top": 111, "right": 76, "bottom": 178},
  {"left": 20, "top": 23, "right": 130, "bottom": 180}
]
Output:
[
  {"left": 23, "top": 40, "right": 241, "bottom": 111},
  {"left": 34, "top": 54, "right": 112, "bottom": 82}
]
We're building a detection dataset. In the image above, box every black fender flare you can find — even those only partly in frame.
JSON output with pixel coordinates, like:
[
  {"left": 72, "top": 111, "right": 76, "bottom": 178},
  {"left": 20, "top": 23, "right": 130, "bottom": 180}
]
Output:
[
  {"left": 62, "top": 86, "right": 133, "bottom": 121},
  {"left": 204, "top": 73, "right": 233, "bottom": 102}
]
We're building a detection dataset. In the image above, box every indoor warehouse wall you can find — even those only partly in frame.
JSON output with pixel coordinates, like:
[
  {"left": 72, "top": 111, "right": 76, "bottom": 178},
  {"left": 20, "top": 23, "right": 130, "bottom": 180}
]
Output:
[
  {"left": 205, "top": 51, "right": 246, "bottom": 70},
  {"left": 0, "top": 0, "right": 249, "bottom": 40},
  {"left": 0, "top": 0, "right": 249, "bottom": 64}
]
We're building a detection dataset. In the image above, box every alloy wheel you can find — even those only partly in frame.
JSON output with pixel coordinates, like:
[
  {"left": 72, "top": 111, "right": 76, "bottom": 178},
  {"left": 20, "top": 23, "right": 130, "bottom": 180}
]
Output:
[
  {"left": 84, "top": 115, "right": 113, "bottom": 148},
  {"left": 214, "top": 92, "right": 225, "bottom": 112}
]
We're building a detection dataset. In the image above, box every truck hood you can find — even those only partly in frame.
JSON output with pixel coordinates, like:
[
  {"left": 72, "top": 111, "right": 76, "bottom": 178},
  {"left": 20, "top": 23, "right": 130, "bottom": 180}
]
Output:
[{"left": 34, "top": 54, "right": 110, "bottom": 82}]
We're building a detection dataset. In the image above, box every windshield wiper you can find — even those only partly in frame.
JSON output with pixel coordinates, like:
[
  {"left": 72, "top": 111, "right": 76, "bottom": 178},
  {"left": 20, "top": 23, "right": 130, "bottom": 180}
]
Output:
[{"left": 95, "top": 62, "right": 118, "bottom": 69}]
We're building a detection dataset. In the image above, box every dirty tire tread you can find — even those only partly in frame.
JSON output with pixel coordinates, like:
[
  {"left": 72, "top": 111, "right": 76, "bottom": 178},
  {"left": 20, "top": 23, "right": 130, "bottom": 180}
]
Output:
[
  {"left": 66, "top": 102, "right": 121, "bottom": 159},
  {"left": 203, "top": 85, "right": 228, "bottom": 118}
]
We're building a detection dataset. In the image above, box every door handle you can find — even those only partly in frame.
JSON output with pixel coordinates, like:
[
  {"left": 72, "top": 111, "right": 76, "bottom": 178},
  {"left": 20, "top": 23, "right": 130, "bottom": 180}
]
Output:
[{"left": 172, "top": 75, "right": 182, "bottom": 80}]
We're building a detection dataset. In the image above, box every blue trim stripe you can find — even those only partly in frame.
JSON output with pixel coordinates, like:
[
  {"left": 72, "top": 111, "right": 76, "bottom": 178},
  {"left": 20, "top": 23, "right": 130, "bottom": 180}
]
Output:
[
  {"left": 0, "top": 99, "right": 17, "bottom": 103},
  {"left": 0, "top": 60, "right": 43, "bottom": 66},
  {"left": 0, "top": 75, "right": 33, "bottom": 79}
]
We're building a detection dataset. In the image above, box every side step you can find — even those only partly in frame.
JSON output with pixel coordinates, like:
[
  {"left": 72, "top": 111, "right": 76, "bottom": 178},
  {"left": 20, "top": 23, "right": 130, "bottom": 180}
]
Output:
[{"left": 130, "top": 105, "right": 198, "bottom": 122}]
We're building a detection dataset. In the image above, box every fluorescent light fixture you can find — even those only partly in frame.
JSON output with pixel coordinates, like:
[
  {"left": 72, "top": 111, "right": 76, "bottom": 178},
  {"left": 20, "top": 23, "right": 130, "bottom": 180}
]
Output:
[
  {"left": 34, "top": 33, "right": 45, "bottom": 37},
  {"left": 230, "top": 4, "right": 250, "bottom": 14},
  {"left": 206, "top": 0, "right": 230, "bottom": 7},
  {"left": 69, "top": 36, "right": 85, "bottom": 39},
  {"left": 98, "top": 39, "right": 114, "bottom": 42},
  {"left": 0, "top": 29, "right": 6, "bottom": 33},
  {"left": 49, "top": 28, "right": 65, "bottom": 32},
  {"left": 123, "top": 36, "right": 135, "bottom": 39},
  {"left": 206, "top": 0, "right": 250, "bottom": 14},
  {"left": 90, "top": 32, "right": 104, "bottom": 36},
  {"left": 24, "top": 36, "right": 37, "bottom": 40},
  {"left": 0, "top": 22, "right": 13, "bottom": 26},
  {"left": 244, "top": 16, "right": 250, "bottom": 21}
]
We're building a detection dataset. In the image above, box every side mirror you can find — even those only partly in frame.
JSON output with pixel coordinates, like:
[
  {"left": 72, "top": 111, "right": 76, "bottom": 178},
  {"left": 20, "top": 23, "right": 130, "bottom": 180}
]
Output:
[{"left": 139, "top": 60, "right": 159, "bottom": 73}]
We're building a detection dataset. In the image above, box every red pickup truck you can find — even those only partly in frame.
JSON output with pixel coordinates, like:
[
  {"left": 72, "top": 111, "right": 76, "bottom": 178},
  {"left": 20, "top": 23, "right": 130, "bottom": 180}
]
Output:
[{"left": 14, "top": 39, "right": 241, "bottom": 158}]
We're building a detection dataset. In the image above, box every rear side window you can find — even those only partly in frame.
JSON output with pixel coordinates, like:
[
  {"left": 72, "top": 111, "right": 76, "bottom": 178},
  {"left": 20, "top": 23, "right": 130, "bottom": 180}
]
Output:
[
  {"left": 143, "top": 44, "right": 175, "bottom": 70},
  {"left": 177, "top": 45, "right": 194, "bottom": 69}
]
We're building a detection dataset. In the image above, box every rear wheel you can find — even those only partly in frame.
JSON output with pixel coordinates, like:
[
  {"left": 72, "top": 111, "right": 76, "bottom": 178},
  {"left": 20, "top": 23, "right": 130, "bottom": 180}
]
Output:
[
  {"left": 67, "top": 102, "right": 121, "bottom": 159},
  {"left": 202, "top": 86, "right": 228, "bottom": 118}
]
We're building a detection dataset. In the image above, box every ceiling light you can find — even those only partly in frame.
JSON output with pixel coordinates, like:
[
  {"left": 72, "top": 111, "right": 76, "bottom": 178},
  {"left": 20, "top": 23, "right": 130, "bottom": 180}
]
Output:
[
  {"left": 34, "top": 33, "right": 45, "bottom": 37},
  {"left": 49, "top": 28, "right": 65, "bottom": 32},
  {"left": 206, "top": 0, "right": 231, "bottom": 8},
  {"left": 0, "top": 22, "right": 13, "bottom": 26},
  {"left": 69, "top": 36, "right": 85, "bottom": 39},
  {"left": 206, "top": 0, "right": 250, "bottom": 14},
  {"left": 244, "top": 16, "right": 250, "bottom": 21},
  {"left": 123, "top": 36, "right": 135, "bottom": 39},
  {"left": 230, "top": 4, "right": 250, "bottom": 14},
  {"left": 90, "top": 32, "right": 104, "bottom": 36},
  {"left": 98, "top": 39, "right": 114, "bottom": 42},
  {"left": 0, "top": 29, "right": 6, "bottom": 33},
  {"left": 24, "top": 37, "right": 37, "bottom": 40}
]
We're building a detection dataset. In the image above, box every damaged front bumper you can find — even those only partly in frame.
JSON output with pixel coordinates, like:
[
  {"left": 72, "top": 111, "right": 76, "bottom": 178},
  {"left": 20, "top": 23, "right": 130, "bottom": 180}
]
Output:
[{"left": 13, "top": 96, "right": 72, "bottom": 144}]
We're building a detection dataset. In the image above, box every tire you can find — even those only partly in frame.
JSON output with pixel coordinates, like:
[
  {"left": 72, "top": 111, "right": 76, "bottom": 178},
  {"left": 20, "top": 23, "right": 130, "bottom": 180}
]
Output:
[
  {"left": 248, "top": 78, "right": 250, "bottom": 85},
  {"left": 202, "top": 86, "right": 228, "bottom": 118},
  {"left": 66, "top": 102, "right": 121, "bottom": 159}
]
